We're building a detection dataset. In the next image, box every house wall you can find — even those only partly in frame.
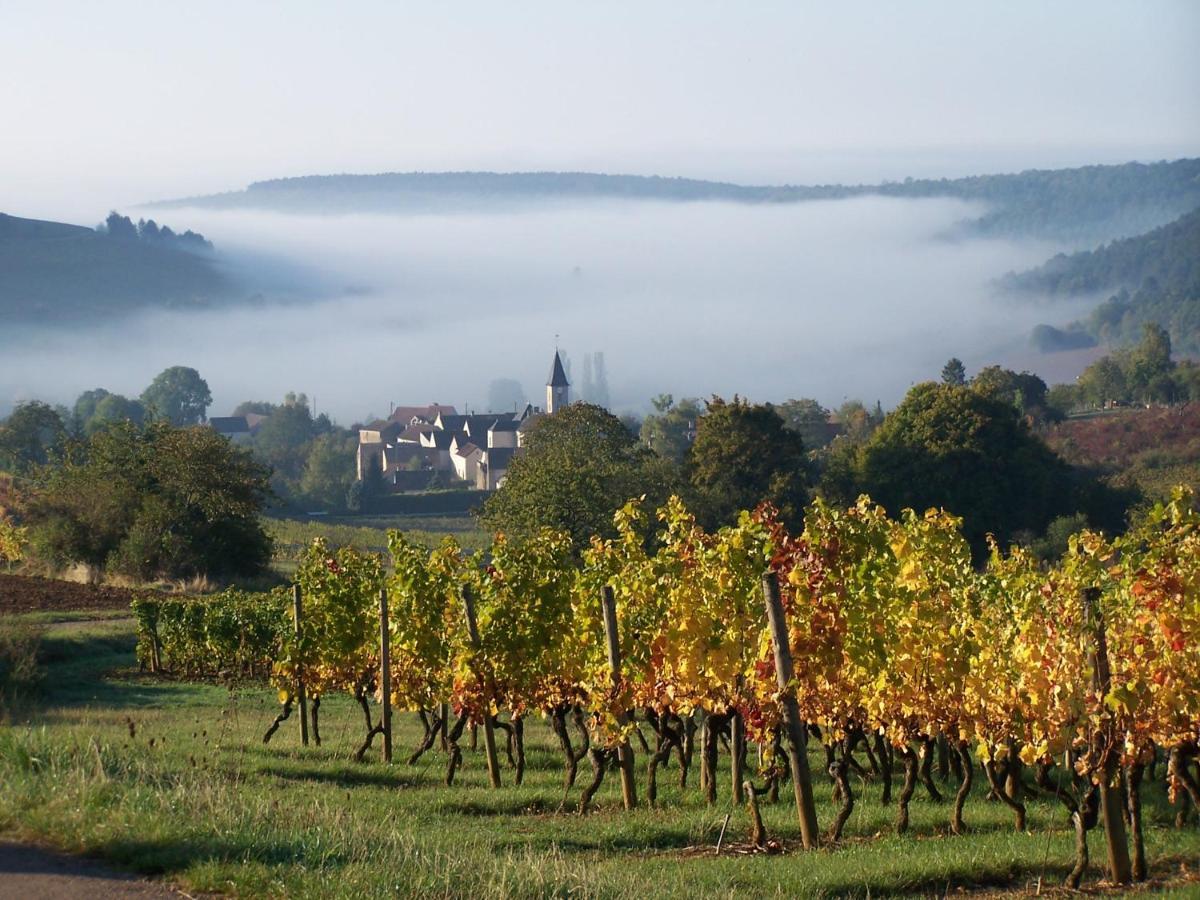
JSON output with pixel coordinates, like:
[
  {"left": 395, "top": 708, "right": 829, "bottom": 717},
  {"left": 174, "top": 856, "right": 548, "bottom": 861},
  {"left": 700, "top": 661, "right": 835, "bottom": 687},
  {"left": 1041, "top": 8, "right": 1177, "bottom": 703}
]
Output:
[
  {"left": 453, "top": 451, "right": 482, "bottom": 482},
  {"left": 356, "top": 443, "right": 383, "bottom": 480}
]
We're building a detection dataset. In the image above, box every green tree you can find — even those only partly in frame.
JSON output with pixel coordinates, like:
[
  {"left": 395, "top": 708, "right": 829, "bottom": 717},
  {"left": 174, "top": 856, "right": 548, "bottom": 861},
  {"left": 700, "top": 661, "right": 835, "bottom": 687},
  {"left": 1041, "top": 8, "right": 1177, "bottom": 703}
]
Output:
[
  {"left": 85, "top": 394, "right": 146, "bottom": 435},
  {"left": 140, "top": 366, "right": 212, "bottom": 426},
  {"left": 71, "top": 388, "right": 110, "bottom": 434},
  {"left": 1027, "top": 512, "right": 1090, "bottom": 563},
  {"left": 639, "top": 394, "right": 702, "bottom": 465},
  {"left": 232, "top": 400, "right": 278, "bottom": 417},
  {"left": 251, "top": 394, "right": 318, "bottom": 491},
  {"left": 834, "top": 382, "right": 1091, "bottom": 553},
  {"left": 1172, "top": 360, "right": 1200, "bottom": 401},
  {"left": 299, "top": 433, "right": 358, "bottom": 511},
  {"left": 970, "top": 366, "right": 1049, "bottom": 416},
  {"left": 941, "top": 357, "right": 967, "bottom": 385},
  {"left": 1045, "top": 382, "right": 1081, "bottom": 416},
  {"left": 480, "top": 402, "right": 674, "bottom": 554},
  {"left": 1077, "top": 356, "right": 1128, "bottom": 406},
  {"left": 775, "top": 397, "right": 833, "bottom": 450},
  {"left": 684, "top": 396, "right": 810, "bottom": 530},
  {"left": 1126, "top": 322, "right": 1173, "bottom": 400},
  {"left": 0, "top": 402, "right": 66, "bottom": 473},
  {"left": 30, "top": 421, "right": 272, "bottom": 580}
]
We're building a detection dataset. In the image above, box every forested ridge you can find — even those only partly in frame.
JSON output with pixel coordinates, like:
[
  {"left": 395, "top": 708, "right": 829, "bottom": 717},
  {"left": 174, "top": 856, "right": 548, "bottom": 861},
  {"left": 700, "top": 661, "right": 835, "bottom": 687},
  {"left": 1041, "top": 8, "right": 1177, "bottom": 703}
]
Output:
[{"left": 155, "top": 158, "right": 1200, "bottom": 243}]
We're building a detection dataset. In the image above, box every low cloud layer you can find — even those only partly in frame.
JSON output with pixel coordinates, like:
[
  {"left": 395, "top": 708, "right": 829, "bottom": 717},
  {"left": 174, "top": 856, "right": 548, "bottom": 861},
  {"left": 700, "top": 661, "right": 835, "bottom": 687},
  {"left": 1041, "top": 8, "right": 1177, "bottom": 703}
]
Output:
[{"left": 0, "top": 197, "right": 1096, "bottom": 422}]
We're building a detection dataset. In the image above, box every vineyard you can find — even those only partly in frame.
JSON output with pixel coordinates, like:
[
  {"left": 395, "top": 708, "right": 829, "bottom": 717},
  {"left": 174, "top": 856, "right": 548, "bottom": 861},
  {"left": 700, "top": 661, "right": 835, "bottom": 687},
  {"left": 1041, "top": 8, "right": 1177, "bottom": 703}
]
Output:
[{"left": 131, "top": 488, "right": 1200, "bottom": 890}]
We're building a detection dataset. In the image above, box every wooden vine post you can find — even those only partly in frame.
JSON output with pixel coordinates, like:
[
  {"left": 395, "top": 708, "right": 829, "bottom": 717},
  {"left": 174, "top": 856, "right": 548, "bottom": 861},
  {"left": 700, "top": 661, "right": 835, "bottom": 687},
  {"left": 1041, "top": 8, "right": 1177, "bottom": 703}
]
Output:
[
  {"left": 461, "top": 584, "right": 502, "bottom": 788},
  {"left": 1083, "top": 587, "right": 1132, "bottom": 885},
  {"left": 731, "top": 678, "right": 746, "bottom": 804},
  {"left": 379, "top": 586, "right": 392, "bottom": 763},
  {"left": 292, "top": 583, "right": 309, "bottom": 747},
  {"left": 147, "top": 609, "right": 163, "bottom": 673},
  {"left": 601, "top": 585, "right": 638, "bottom": 809},
  {"left": 745, "top": 780, "right": 767, "bottom": 847},
  {"left": 762, "top": 571, "right": 820, "bottom": 849}
]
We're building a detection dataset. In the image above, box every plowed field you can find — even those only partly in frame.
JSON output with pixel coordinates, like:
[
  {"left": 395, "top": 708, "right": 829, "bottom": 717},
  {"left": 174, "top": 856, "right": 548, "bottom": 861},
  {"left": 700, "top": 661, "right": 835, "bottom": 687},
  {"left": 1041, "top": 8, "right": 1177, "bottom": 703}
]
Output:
[{"left": 0, "top": 573, "right": 139, "bottom": 614}]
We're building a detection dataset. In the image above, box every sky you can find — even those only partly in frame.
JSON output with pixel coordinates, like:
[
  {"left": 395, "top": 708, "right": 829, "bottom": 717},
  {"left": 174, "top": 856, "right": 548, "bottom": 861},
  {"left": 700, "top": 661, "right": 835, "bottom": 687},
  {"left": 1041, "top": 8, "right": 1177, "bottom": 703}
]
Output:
[
  {"left": 1, "top": 2, "right": 1197, "bottom": 422},
  {"left": 2, "top": 1, "right": 1198, "bottom": 221}
]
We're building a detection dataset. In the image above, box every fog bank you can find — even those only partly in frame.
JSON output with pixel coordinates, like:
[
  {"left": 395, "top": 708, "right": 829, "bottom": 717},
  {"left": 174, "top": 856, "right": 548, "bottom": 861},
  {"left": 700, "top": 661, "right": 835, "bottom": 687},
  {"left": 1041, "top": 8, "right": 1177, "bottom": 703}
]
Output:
[{"left": 0, "top": 197, "right": 1094, "bottom": 422}]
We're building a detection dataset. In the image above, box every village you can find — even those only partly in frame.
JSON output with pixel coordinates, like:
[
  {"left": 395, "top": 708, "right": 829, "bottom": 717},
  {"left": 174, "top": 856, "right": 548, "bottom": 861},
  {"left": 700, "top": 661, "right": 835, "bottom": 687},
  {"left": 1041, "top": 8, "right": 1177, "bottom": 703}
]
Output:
[
  {"left": 208, "top": 351, "right": 574, "bottom": 495},
  {"left": 356, "top": 350, "right": 571, "bottom": 492}
]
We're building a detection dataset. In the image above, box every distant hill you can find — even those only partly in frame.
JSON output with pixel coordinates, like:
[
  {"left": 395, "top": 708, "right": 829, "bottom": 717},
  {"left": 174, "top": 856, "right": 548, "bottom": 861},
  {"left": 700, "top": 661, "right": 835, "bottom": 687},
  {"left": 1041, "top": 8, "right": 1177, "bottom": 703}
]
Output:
[
  {"left": 0, "top": 212, "right": 235, "bottom": 323},
  {"left": 1017, "top": 209, "right": 1200, "bottom": 355},
  {"left": 151, "top": 158, "right": 1200, "bottom": 244}
]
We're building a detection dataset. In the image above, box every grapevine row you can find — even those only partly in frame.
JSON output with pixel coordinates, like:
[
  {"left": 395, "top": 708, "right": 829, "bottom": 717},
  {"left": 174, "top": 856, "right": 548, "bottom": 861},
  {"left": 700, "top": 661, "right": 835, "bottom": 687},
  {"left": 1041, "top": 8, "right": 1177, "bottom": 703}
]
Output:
[{"left": 133, "top": 488, "right": 1200, "bottom": 886}]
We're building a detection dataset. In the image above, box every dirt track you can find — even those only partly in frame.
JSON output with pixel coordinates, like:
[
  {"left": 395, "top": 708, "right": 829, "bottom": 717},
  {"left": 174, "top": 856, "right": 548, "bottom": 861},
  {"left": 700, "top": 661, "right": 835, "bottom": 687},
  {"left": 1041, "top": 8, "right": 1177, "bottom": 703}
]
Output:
[
  {"left": 0, "top": 841, "right": 184, "bottom": 898},
  {"left": 0, "top": 573, "right": 142, "bottom": 614}
]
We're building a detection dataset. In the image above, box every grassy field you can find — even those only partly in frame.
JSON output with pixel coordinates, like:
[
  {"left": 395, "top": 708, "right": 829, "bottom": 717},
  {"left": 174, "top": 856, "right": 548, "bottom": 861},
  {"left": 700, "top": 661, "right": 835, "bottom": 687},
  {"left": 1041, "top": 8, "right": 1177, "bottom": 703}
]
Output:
[
  {"left": 265, "top": 514, "right": 491, "bottom": 564},
  {"left": 1, "top": 613, "right": 1198, "bottom": 898}
]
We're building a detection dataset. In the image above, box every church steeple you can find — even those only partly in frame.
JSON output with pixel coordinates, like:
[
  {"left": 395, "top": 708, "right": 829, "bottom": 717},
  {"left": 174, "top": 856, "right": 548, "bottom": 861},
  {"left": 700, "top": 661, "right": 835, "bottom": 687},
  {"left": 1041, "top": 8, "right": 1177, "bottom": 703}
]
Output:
[{"left": 546, "top": 350, "right": 570, "bottom": 413}]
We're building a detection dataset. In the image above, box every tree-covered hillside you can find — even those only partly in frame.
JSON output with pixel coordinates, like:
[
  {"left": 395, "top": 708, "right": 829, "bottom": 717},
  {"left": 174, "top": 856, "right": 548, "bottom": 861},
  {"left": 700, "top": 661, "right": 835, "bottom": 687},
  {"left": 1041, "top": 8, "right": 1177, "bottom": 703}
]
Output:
[
  {"left": 154, "top": 158, "right": 1200, "bottom": 244},
  {"left": 1003, "top": 207, "right": 1200, "bottom": 297},
  {"left": 1086, "top": 276, "right": 1200, "bottom": 355},
  {"left": 1017, "top": 209, "right": 1200, "bottom": 355},
  {"left": 0, "top": 212, "right": 233, "bottom": 323}
]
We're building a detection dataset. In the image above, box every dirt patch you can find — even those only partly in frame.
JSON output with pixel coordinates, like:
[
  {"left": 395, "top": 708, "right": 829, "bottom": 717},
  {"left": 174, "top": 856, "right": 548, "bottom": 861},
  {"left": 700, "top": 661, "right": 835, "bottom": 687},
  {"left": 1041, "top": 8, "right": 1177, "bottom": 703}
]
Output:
[
  {"left": 0, "top": 840, "right": 187, "bottom": 898},
  {"left": 0, "top": 574, "right": 147, "bottom": 614}
]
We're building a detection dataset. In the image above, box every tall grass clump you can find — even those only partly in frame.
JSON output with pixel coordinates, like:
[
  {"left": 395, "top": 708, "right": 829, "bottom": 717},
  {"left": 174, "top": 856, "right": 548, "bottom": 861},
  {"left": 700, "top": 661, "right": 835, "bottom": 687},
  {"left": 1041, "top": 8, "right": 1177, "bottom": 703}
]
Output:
[{"left": 0, "top": 619, "right": 43, "bottom": 719}]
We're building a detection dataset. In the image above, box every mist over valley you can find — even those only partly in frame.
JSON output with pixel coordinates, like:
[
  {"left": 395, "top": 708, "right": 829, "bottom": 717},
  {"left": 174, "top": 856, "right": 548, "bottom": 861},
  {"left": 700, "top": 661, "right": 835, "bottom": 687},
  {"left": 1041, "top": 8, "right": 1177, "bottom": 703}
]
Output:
[{"left": 0, "top": 188, "right": 1104, "bottom": 421}]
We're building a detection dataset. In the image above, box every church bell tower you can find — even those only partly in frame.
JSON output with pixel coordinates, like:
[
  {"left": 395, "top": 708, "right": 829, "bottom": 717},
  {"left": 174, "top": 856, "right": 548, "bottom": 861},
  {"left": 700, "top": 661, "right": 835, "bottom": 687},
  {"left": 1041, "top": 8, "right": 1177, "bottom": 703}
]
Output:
[{"left": 546, "top": 350, "right": 570, "bottom": 413}]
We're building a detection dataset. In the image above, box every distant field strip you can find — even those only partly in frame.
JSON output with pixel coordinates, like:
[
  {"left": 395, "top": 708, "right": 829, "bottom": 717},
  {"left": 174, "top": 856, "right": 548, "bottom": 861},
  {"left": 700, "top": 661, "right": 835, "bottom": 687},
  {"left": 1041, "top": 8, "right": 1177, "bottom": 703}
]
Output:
[{"left": 265, "top": 515, "right": 490, "bottom": 560}]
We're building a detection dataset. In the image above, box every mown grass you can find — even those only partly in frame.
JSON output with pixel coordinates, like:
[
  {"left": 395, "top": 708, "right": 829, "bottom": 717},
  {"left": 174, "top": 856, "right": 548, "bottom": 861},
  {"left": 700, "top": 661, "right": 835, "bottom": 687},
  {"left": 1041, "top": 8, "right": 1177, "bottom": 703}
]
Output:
[{"left": 0, "top": 617, "right": 1197, "bottom": 898}]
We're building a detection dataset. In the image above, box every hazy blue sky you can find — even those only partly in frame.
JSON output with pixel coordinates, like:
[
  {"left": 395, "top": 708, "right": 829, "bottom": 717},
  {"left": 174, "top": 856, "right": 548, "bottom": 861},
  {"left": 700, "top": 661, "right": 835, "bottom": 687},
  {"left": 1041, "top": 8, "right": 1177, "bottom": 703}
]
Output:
[{"left": 3, "top": 1, "right": 1198, "bottom": 219}]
